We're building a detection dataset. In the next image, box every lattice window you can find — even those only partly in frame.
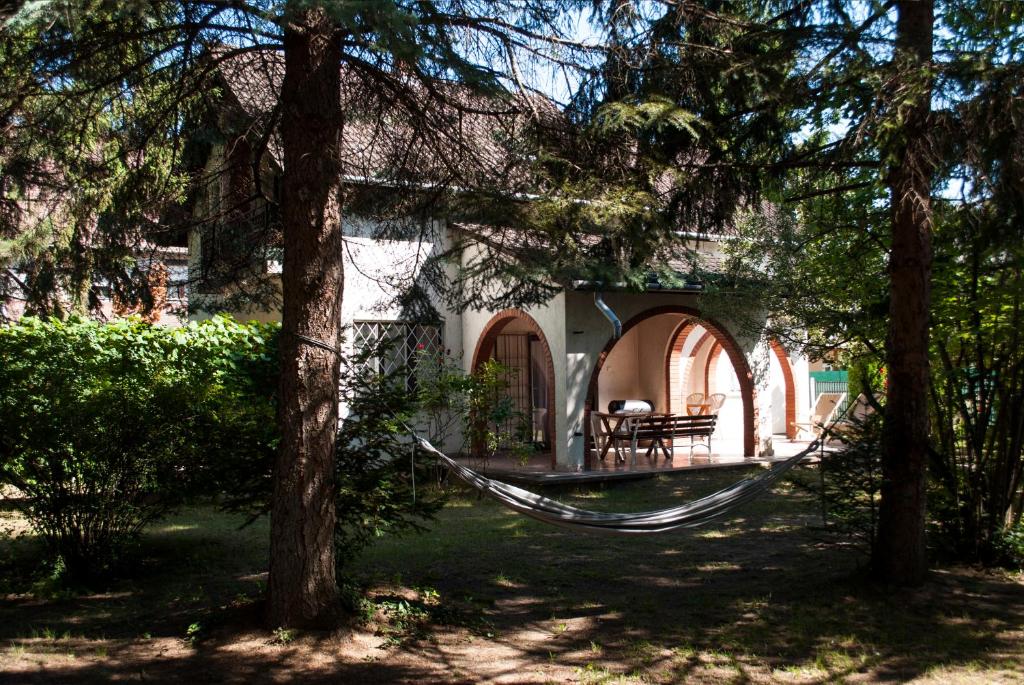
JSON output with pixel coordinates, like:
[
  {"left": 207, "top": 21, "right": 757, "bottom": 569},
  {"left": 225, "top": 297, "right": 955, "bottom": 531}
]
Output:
[{"left": 351, "top": 320, "right": 443, "bottom": 387}]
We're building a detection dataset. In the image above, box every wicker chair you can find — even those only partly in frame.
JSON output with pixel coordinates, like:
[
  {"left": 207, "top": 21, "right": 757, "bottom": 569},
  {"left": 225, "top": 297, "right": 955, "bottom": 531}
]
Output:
[{"left": 707, "top": 393, "right": 726, "bottom": 413}]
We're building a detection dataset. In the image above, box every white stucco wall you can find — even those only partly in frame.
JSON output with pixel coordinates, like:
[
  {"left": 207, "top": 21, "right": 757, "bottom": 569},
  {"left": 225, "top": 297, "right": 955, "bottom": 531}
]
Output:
[
  {"left": 338, "top": 217, "right": 458, "bottom": 332},
  {"left": 710, "top": 353, "right": 745, "bottom": 450},
  {"left": 596, "top": 314, "right": 679, "bottom": 413}
]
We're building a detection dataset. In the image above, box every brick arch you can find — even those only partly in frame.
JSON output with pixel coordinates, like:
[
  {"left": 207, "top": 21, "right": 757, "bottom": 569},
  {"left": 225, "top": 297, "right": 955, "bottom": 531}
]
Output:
[
  {"left": 769, "top": 338, "right": 798, "bottom": 439},
  {"left": 663, "top": 322, "right": 707, "bottom": 413},
  {"left": 704, "top": 342, "right": 722, "bottom": 397},
  {"left": 688, "top": 331, "right": 714, "bottom": 358},
  {"left": 587, "top": 305, "right": 758, "bottom": 464},
  {"left": 664, "top": 321, "right": 693, "bottom": 413},
  {"left": 472, "top": 309, "right": 557, "bottom": 468}
]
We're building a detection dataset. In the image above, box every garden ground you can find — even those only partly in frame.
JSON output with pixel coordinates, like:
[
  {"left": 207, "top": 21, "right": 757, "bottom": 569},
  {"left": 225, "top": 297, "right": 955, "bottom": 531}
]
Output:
[{"left": 1, "top": 467, "right": 1022, "bottom": 684}]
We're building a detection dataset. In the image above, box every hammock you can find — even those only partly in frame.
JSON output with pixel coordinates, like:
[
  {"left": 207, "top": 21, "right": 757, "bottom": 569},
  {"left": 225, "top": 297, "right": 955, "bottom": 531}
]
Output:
[
  {"left": 415, "top": 436, "right": 821, "bottom": 535},
  {"left": 294, "top": 331, "right": 826, "bottom": 535}
]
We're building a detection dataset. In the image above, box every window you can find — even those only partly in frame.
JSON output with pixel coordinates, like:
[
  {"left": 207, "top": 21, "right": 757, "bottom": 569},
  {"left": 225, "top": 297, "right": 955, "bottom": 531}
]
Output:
[
  {"left": 351, "top": 320, "right": 443, "bottom": 387},
  {"left": 199, "top": 203, "right": 281, "bottom": 290}
]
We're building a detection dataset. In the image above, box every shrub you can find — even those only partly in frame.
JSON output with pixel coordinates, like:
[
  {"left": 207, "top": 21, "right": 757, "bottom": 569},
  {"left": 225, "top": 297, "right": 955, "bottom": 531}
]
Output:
[
  {"left": 0, "top": 315, "right": 277, "bottom": 582},
  {"left": 329, "top": 351, "right": 537, "bottom": 570},
  {"left": 993, "top": 522, "right": 1024, "bottom": 569},
  {"left": 219, "top": 341, "right": 535, "bottom": 576},
  {"left": 411, "top": 348, "right": 474, "bottom": 448},
  {"left": 463, "top": 358, "right": 533, "bottom": 465},
  {"left": 816, "top": 415, "right": 883, "bottom": 557},
  {"left": 333, "top": 366, "right": 447, "bottom": 572},
  {"left": 813, "top": 408, "right": 1024, "bottom": 570},
  {"left": 216, "top": 347, "right": 449, "bottom": 576},
  {"left": 926, "top": 205, "right": 1024, "bottom": 565},
  {"left": 0, "top": 313, "right": 532, "bottom": 585},
  {"left": 413, "top": 351, "right": 534, "bottom": 465},
  {"left": 329, "top": 352, "right": 536, "bottom": 571}
]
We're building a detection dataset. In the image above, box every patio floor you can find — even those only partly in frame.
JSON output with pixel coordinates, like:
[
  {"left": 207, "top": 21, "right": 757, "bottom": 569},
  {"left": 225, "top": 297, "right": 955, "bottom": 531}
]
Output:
[{"left": 450, "top": 437, "right": 828, "bottom": 485}]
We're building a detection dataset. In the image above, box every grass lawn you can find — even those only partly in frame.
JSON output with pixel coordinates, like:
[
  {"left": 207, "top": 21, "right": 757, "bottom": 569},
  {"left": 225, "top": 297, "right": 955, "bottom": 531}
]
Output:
[{"left": 1, "top": 466, "right": 1022, "bottom": 684}]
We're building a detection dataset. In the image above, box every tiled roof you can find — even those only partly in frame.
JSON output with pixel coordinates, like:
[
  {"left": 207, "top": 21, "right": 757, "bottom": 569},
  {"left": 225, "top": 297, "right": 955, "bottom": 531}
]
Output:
[
  {"left": 452, "top": 221, "right": 729, "bottom": 284},
  {"left": 215, "top": 48, "right": 561, "bottom": 191}
]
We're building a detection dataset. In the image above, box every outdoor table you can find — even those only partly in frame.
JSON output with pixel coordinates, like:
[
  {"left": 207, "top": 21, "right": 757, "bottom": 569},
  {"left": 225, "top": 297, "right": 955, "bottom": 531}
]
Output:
[
  {"left": 686, "top": 402, "right": 710, "bottom": 416},
  {"left": 591, "top": 411, "right": 664, "bottom": 464}
]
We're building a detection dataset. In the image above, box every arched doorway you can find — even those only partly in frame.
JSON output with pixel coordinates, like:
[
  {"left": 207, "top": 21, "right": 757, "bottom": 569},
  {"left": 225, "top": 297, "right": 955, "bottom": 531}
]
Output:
[
  {"left": 586, "top": 305, "right": 758, "bottom": 464},
  {"left": 665, "top": 323, "right": 798, "bottom": 444},
  {"left": 472, "top": 309, "right": 557, "bottom": 468},
  {"left": 663, "top": 319, "right": 800, "bottom": 447}
]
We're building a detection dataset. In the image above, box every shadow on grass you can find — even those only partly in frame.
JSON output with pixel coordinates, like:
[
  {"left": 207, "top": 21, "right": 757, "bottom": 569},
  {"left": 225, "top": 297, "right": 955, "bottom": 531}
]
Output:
[{"left": 2, "top": 468, "right": 1023, "bottom": 684}]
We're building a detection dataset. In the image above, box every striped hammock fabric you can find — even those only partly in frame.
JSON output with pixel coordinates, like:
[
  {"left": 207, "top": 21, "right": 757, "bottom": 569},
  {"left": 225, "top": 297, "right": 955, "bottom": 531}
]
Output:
[{"left": 416, "top": 437, "right": 821, "bottom": 535}]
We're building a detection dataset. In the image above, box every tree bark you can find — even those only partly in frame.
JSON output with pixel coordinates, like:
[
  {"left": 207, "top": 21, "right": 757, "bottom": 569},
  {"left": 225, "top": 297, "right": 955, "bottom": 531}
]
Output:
[
  {"left": 69, "top": 215, "right": 97, "bottom": 316},
  {"left": 875, "top": 0, "right": 934, "bottom": 586},
  {"left": 267, "top": 6, "right": 343, "bottom": 628}
]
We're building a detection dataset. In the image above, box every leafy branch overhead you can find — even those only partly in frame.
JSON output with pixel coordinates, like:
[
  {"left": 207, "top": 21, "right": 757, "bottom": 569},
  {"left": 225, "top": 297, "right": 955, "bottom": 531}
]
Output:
[{"left": 1, "top": 1, "right": 600, "bottom": 317}]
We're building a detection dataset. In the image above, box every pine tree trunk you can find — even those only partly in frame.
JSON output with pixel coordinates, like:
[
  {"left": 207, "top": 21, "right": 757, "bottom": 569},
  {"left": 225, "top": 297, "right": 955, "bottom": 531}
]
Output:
[
  {"left": 69, "top": 216, "right": 97, "bottom": 316},
  {"left": 875, "top": 0, "right": 934, "bottom": 586},
  {"left": 267, "top": 6, "right": 343, "bottom": 628}
]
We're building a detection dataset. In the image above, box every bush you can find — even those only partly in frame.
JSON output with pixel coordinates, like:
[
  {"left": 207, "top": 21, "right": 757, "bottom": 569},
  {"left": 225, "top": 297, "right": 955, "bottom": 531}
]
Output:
[
  {"left": 0, "top": 314, "right": 532, "bottom": 585},
  {"left": 334, "top": 367, "right": 447, "bottom": 572},
  {"left": 328, "top": 352, "right": 536, "bottom": 570},
  {"left": 463, "top": 358, "right": 532, "bottom": 464},
  {"left": 219, "top": 342, "right": 536, "bottom": 576},
  {"left": 816, "top": 415, "right": 883, "bottom": 557},
  {"left": 993, "top": 522, "right": 1024, "bottom": 569},
  {"left": 414, "top": 352, "right": 533, "bottom": 464},
  {"left": 216, "top": 345, "right": 449, "bottom": 576},
  {"left": 814, "top": 408, "right": 1024, "bottom": 570},
  {"left": 0, "top": 315, "right": 277, "bottom": 582}
]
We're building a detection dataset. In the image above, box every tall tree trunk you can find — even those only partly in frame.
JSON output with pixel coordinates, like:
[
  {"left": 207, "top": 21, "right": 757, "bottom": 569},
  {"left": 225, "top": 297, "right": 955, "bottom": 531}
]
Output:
[
  {"left": 69, "top": 215, "right": 97, "bottom": 316},
  {"left": 267, "top": 6, "right": 343, "bottom": 628},
  {"left": 875, "top": 0, "right": 934, "bottom": 586}
]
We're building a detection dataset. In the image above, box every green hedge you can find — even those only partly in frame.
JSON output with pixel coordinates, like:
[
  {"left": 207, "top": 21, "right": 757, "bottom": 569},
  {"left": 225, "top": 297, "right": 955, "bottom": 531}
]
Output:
[{"left": 0, "top": 315, "right": 278, "bottom": 581}]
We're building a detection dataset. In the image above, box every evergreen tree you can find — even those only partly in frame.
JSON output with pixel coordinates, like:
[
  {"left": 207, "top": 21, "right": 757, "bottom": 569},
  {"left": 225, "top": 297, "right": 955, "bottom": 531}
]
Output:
[
  {"left": 574, "top": 0, "right": 1023, "bottom": 584},
  {"left": 2, "top": 0, "right": 590, "bottom": 626},
  {"left": 1, "top": 4, "right": 199, "bottom": 318}
]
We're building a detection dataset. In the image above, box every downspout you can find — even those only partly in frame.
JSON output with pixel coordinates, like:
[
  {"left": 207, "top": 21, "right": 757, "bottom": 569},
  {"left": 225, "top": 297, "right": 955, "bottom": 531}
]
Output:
[{"left": 594, "top": 291, "right": 622, "bottom": 340}]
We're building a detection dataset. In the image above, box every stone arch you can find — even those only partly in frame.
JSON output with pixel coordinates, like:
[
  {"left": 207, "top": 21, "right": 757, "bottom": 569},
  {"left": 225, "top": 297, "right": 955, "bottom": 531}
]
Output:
[
  {"left": 769, "top": 338, "right": 798, "bottom": 439},
  {"left": 472, "top": 309, "right": 557, "bottom": 468},
  {"left": 589, "top": 305, "right": 758, "bottom": 462}
]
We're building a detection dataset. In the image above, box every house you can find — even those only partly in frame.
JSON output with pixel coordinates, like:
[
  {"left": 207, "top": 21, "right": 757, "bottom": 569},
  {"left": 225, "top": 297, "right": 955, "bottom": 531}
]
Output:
[
  {"left": 0, "top": 157, "right": 190, "bottom": 325},
  {"left": 190, "top": 50, "right": 813, "bottom": 470}
]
